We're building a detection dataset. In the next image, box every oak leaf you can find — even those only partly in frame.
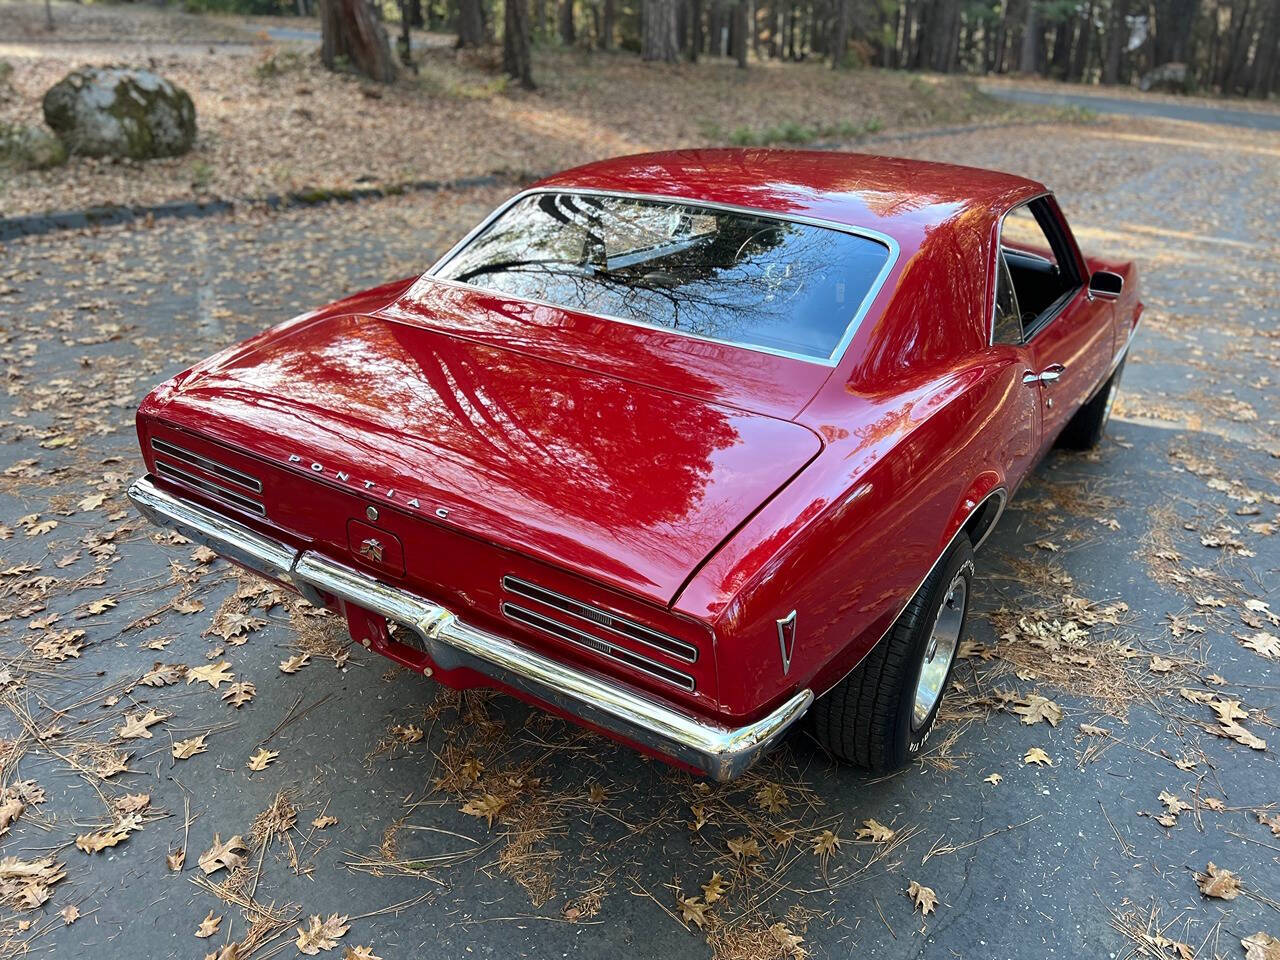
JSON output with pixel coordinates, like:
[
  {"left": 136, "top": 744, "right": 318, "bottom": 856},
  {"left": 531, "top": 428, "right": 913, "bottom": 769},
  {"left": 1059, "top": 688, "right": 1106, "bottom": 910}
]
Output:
[
  {"left": 195, "top": 911, "right": 222, "bottom": 938},
  {"left": 198, "top": 835, "right": 247, "bottom": 875},
  {"left": 279, "top": 654, "right": 310, "bottom": 674},
  {"left": 812, "top": 829, "right": 841, "bottom": 856},
  {"left": 460, "top": 793, "right": 508, "bottom": 827},
  {"left": 247, "top": 749, "right": 279, "bottom": 771},
  {"left": 167, "top": 848, "right": 186, "bottom": 871},
  {"left": 1023, "top": 747, "right": 1053, "bottom": 767},
  {"left": 1242, "top": 932, "right": 1280, "bottom": 960},
  {"left": 312, "top": 815, "right": 339, "bottom": 829},
  {"left": 187, "top": 661, "right": 234, "bottom": 689},
  {"left": 984, "top": 772, "right": 1003, "bottom": 785},
  {"left": 118, "top": 710, "right": 167, "bottom": 740},
  {"left": 908, "top": 880, "right": 938, "bottom": 916},
  {"left": 75, "top": 825, "right": 131, "bottom": 853},
  {"left": 140, "top": 663, "right": 185, "bottom": 686},
  {"left": 676, "top": 894, "right": 709, "bottom": 928},
  {"left": 856, "top": 818, "right": 895, "bottom": 842},
  {"left": 60, "top": 904, "right": 80, "bottom": 925},
  {"left": 701, "top": 871, "right": 725, "bottom": 903},
  {"left": 1013, "top": 695, "right": 1062, "bottom": 727},
  {"left": 1158, "top": 792, "right": 1191, "bottom": 815},
  {"left": 0, "top": 794, "right": 24, "bottom": 835},
  {"left": 755, "top": 782, "right": 789, "bottom": 813},
  {"left": 343, "top": 949, "right": 382, "bottom": 960},
  {"left": 1196, "top": 862, "right": 1242, "bottom": 900},
  {"left": 295, "top": 914, "right": 351, "bottom": 955},
  {"left": 1242, "top": 632, "right": 1280, "bottom": 659},
  {"left": 221, "top": 682, "right": 256, "bottom": 708},
  {"left": 726, "top": 835, "right": 762, "bottom": 860},
  {"left": 114, "top": 793, "right": 151, "bottom": 814},
  {"left": 173, "top": 735, "right": 209, "bottom": 760}
]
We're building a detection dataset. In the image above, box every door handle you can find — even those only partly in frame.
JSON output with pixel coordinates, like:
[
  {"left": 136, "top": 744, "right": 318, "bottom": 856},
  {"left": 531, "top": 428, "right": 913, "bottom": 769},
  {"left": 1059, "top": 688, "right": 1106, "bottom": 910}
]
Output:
[{"left": 1023, "top": 363, "right": 1066, "bottom": 385}]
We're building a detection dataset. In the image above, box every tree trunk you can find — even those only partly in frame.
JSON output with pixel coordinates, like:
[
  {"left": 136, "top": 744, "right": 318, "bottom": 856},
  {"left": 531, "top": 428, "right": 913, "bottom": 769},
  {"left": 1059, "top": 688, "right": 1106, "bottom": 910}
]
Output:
[
  {"left": 642, "top": 0, "right": 680, "bottom": 60},
  {"left": 733, "top": 0, "right": 748, "bottom": 65},
  {"left": 1103, "top": 0, "right": 1125, "bottom": 83},
  {"left": 456, "top": 0, "right": 487, "bottom": 46},
  {"left": 320, "top": 0, "right": 397, "bottom": 82},
  {"left": 45, "top": 0, "right": 54, "bottom": 30},
  {"left": 689, "top": 0, "right": 702, "bottom": 60},
  {"left": 1247, "top": 0, "right": 1279, "bottom": 96},
  {"left": 558, "top": 0, "right": 575, "bottom": 43},
  {"left": 1018, "top": 0, "right": 1038, "bottom": 73},
  {"left": 601, "top": 0, "right": 614, "bottom": 47},
  {"left": 504, "top": 0, "right": 536, "bottom": 87},
  {"left": 830, "top": 0, "right": 848, "bottom": 67}
]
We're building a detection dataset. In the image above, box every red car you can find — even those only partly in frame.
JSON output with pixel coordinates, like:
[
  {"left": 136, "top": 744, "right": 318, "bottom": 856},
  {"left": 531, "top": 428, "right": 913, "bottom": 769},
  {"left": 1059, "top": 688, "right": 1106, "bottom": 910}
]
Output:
[{"left": 129, "top": 150, "right": 1141, "bottom": 780}]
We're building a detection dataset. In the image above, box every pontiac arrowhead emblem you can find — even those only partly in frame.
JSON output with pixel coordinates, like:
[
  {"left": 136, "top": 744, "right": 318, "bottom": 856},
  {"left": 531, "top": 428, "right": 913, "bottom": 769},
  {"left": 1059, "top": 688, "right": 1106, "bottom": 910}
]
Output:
[
  {"left": 358, "top": 537, "right": 384, "bottom": 563},
  {"left": 776, "top": 610, "right": 797, "bottom": 676}
]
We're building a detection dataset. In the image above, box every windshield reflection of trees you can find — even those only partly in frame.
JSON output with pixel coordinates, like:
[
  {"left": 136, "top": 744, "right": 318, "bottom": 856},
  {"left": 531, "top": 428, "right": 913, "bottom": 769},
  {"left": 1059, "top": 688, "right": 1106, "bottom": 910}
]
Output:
[{"left": 439, "top": 193, "right": 881, "bottom": 359}]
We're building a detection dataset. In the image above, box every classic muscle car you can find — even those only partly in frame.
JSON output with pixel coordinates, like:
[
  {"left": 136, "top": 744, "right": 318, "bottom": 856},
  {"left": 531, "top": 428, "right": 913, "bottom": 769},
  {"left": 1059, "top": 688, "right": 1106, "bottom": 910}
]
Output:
[{"left": 128, "top": 150, "right": 1142, "bottom": 780}]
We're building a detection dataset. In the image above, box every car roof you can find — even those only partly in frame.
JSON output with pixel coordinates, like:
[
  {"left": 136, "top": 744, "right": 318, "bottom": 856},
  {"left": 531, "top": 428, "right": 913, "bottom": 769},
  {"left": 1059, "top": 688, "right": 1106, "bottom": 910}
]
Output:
[{"left": 530, "top": 148, "right": 1047, "bottom": 257}]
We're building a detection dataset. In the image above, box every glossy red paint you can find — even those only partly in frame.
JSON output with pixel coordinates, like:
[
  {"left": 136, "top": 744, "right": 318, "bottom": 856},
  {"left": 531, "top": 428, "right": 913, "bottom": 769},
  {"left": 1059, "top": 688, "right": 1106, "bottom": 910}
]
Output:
[{"left": 134, "top": 149, "right": 1140, "bottom": 758}]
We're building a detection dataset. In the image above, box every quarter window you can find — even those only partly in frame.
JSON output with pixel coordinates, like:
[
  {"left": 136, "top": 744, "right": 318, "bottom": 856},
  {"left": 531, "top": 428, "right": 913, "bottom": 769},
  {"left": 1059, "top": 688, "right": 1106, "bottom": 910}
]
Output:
[{"left": 997, "top": 198, "right": 1081, "bottom": 339}]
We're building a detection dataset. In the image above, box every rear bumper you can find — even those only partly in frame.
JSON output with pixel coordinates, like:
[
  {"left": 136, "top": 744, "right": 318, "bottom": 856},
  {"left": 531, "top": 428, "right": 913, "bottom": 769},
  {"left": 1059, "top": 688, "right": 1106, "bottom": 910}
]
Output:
[{"left": 128, "top": 476, "right": 811, "bottom": 781}]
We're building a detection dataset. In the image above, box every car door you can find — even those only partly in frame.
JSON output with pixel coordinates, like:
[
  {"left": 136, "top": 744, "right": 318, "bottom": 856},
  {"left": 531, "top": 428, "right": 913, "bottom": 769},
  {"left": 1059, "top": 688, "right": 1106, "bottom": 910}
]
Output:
[{"left": 1000, "top": 197, "right": 1112, "bottom": 455}]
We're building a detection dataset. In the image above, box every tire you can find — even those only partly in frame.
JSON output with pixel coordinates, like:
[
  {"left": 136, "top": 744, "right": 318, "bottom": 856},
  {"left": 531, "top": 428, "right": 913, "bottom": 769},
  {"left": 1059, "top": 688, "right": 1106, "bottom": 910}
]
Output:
[
  {"left": 1057, "top": 358, "right": 1125, "bottom": 450},
  {"left": 810, "top": 536, "right": 975, "bottom": 772}
]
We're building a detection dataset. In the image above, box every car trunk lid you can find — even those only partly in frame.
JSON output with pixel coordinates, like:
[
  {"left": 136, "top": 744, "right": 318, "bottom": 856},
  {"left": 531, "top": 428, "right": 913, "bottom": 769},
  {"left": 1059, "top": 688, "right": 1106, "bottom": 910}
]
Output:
[{"left": 151, "top": 311, "right": 822, "bottom": 605}]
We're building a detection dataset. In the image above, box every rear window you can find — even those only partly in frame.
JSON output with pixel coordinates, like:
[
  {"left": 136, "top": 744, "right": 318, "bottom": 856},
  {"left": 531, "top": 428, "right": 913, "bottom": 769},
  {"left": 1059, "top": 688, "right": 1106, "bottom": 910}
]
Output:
[{"left": 432, "top": 192, "right": 893, "bottom": 363}]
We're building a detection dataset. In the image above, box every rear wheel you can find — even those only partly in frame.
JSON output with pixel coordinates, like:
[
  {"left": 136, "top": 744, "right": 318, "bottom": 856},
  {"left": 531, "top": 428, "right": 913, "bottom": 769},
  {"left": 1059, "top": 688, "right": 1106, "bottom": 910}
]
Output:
[
  {"left": 1058, "top": 358, "right": 1125, "bottom": 450},
  {"left": 810, "top": 537, "right": 974, "bottom": 772}
]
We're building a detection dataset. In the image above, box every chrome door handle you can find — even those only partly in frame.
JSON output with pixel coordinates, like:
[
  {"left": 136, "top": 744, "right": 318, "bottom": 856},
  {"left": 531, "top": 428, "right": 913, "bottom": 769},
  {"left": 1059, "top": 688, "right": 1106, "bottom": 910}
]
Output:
[{"left": 1023, "top": 363, "right": 1065, "bottom": 385}]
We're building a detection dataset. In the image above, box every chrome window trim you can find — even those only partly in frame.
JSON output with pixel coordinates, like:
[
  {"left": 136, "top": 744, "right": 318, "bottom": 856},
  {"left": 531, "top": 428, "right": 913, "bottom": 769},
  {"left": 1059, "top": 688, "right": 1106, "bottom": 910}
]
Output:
[
  {"left": 150, "top": 437, "right": 263, "bottom": 493},
  {"left": 424, "top": 186, "right": 902, "bottom": 368},
  {"left": 501, "top": 575, "right": 699, "bottom": 663},
  {"left": 502, "top": 602, "right": 696, "bottom": 692},
  {"left": 155, "top": 461, "right": 266, "bottom": 517}
]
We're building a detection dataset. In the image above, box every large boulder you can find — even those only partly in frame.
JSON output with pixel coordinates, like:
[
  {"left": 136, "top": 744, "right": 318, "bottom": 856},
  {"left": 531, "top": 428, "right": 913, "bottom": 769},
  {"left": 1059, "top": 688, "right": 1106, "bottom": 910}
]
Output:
[
  {"left": 0, "top": 122, "right": 67, "bottom": 170},
  {"left": 42, "top": 68, "right": 196, "bottom": 160}
]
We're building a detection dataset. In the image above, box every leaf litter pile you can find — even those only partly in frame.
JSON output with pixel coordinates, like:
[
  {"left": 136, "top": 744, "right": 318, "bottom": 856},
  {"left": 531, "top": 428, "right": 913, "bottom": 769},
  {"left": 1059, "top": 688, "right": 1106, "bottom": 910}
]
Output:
[{"left": 1, "top": 95, "right": 1279, "bottom": 959}]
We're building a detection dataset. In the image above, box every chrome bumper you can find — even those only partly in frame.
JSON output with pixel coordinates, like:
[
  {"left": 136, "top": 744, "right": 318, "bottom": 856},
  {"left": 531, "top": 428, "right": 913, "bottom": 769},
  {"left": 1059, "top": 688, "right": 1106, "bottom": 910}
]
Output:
[{"left": 128, "top": 476, "right": 812, "bottom": 780}]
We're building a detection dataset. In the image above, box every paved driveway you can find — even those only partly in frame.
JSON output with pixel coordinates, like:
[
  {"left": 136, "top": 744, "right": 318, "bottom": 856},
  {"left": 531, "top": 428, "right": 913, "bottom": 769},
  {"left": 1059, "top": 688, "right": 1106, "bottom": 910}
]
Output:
[
  {"left": 1, "top": 114, "right": 1277, "bottom": 960},
  {"left": 982, "top": 82, "right": 1280, "bottom": 131}
]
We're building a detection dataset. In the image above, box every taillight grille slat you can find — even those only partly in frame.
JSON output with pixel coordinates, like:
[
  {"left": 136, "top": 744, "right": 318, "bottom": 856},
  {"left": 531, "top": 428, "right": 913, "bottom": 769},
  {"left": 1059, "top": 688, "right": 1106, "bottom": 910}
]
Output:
[
  {"left": 151, "top": 438, "right": 262, "bottom": 493},
  {"left": 501, "top": 575, "right": 698, "bottom": 663},
  {"left": 502, "top": 603, "right": 696, "bottom": 691}
]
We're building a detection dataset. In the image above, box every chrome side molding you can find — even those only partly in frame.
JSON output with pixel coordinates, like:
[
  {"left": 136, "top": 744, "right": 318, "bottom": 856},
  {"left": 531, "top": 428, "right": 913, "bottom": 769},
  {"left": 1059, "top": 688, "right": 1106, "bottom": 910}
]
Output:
[{"left": 127, "top": 475, "right": 811, "bottom": 781}]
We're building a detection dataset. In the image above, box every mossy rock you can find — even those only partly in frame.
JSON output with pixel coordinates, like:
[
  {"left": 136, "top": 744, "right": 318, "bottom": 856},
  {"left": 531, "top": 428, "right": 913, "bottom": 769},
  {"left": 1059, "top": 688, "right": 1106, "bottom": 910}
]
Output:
[
  {"left": 0, "top": 122, "right": 67, "bottom": 170},
  {"left": 42, "top": 68, "right": 196, "bottom": 160}
]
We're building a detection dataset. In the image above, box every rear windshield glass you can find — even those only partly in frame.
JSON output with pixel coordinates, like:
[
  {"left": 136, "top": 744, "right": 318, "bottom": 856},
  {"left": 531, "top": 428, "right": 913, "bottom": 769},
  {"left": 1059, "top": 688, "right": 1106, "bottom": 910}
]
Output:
[{"left": 433, "top": 192, "right": 892, "bottom": 362}]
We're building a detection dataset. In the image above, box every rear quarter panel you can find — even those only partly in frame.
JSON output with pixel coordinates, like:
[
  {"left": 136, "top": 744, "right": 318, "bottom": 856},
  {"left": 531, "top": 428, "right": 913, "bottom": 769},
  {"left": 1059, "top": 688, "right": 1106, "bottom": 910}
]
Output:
[{"left": 675, "top": 353, "right": 1029, "bottom": 722}]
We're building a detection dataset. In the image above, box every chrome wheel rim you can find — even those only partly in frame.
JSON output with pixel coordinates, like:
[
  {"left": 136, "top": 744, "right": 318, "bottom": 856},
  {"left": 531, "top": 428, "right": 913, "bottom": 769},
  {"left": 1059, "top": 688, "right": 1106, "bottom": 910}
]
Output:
[
  {"left": 912, "top": 575, "right": 966, "bottom": 730},
  {"left": 1101, "top": 377, "right": 1119, "bottom": 428}
]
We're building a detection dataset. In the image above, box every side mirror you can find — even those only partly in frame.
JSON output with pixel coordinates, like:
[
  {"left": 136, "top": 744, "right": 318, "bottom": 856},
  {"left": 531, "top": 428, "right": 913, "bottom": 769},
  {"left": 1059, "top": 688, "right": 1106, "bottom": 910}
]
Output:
[{"left": 1089, "top": 270, "right": 1124, "bottom": 300}]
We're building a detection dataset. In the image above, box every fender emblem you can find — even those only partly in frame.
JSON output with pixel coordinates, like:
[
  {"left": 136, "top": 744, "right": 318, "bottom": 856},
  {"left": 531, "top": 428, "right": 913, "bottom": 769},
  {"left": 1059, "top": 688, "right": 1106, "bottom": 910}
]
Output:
[
  {"left": 776, "top": 610, "right": 797, "bottom": 676},
  {"left": 358, "top": 538, "right": 384, "bottom": 563}
]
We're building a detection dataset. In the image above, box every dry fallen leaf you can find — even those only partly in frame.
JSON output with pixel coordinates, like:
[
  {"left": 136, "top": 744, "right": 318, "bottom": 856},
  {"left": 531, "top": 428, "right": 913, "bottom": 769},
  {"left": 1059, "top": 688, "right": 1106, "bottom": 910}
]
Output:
[
  {"left": 676, "top": 893, "right": 709, "bottom": 928},
  {"left": 754, "top": 782, "right": 789, "bottom": 813},
  {"left": 198, "top": 834, "right": 248, "bottom": 875},
  {"left": 167, "top": 848, "right": 186, "bottom": 871},
  {"left": 726, "top": 835, "right": 763, "bottom": 860},
  {"left": 908, "top": 880, "right": 938, "bottom": 916},
  {"left": 984, "top": 772, "right": 1003, "bottom": 785},
  {"left": 701, "top": 871, "right": 726, "bottom": 903},
  {"left": 59, "top": 904, "right": 79, "bottom": 925},
  {"left": 114, "top": 793, "right": 150, "bottom": 815},
  {"left": 1196, "top": 862, "right": 1242, "bottom": 900},
  {"left": 312, "top": 814, "right": 339, "bottom": 829},
  {"left": 1013, "top": 694, "right": 1062, "bottom": 726},
  {"left": 118, "top": 710, "right": 167, "bottom": 740},
  {"left": 172, "top": 735, "right": 209, "bottom": 760},
  {"left": 75, "top": 824, "right": 132, "bottom": 854},
  {"left": 279, "top": 654, "right": 311, "bottom": 674},
  {"left": 1242, "top": 932, "right": 1280, "bottom": 960},
  {"left": 221, "top": 682, "right": 256, "bottom": 708},
  {"left": 195, "top": 910, "right": 222, "bottom": 938},
  {"left": 1023, "top": 747, "right": 1053, "bottom": 767},
  {"left": 247, "top": 749, "right": 279, "bottom": 771},
  {"left": 856, "top": 818, "right": 895, "bottom": 842},
  {"left": 460, "top": 793, "right": 508, "bottom": 827},
  {"left": 295, "top": 914, "right": 351, "bottom": 955},
  {"left": 187, "top": 661, "right": 234, "bottom": 689},
  {"left": 343, "top": 948, "right": 381, "bottom": 960},
  {"left": 812, "top": 829, "right": 841, "bottom": 856}
]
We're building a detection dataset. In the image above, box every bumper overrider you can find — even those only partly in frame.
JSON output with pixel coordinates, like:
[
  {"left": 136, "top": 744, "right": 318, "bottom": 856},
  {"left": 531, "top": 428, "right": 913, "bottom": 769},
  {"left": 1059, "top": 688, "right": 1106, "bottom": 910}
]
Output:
[{"left": 128, "top": 476, "right": 812, "bottom": 780}]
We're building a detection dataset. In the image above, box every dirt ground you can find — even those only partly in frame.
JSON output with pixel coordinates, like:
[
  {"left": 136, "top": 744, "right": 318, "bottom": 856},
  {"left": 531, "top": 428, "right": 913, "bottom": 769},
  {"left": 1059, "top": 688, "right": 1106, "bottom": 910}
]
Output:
[
  {"left": 1, "top": 2, "right": 1030, "bottom": 218},
  {"left": 0, "top": 104, "right": 1278, "bottom": 960}
]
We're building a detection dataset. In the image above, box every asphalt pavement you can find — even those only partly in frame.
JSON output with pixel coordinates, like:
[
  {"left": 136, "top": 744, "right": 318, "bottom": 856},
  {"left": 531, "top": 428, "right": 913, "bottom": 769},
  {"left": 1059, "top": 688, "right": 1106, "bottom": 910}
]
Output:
[
  {"left": 982, "top": 82, "right": 1280, "bottom": 131},
  {"left": 0, "top": 113, "right": 1277, "bottom": 960}
]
